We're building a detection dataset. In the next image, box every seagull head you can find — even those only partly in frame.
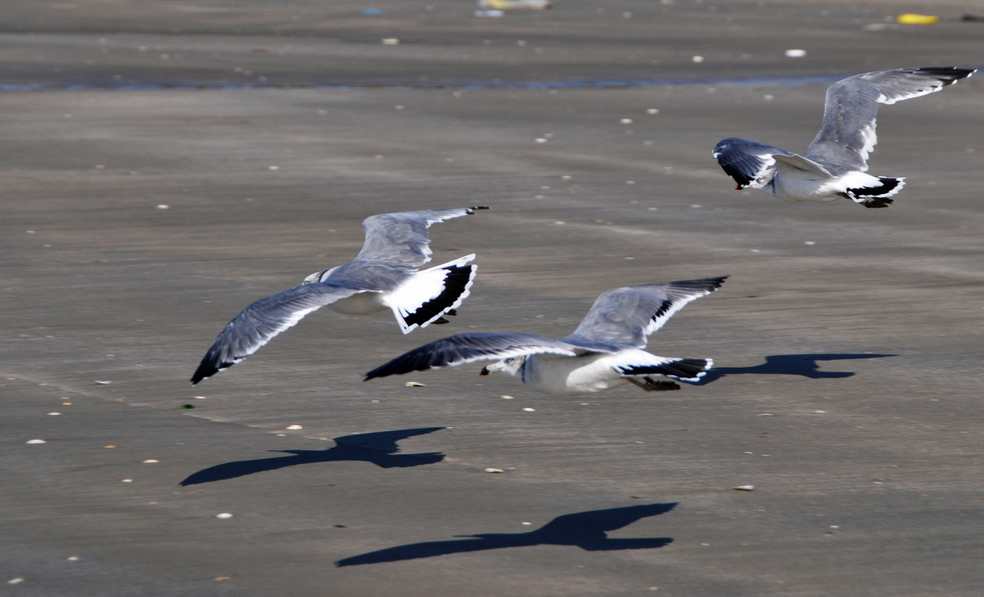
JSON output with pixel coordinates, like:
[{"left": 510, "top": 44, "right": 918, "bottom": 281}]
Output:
[
  {"left": 480, "top": 357, "right": 526, "bottom": 379},
  {"left": 302, "top": 266, "right": 338, "bottom": 285}
]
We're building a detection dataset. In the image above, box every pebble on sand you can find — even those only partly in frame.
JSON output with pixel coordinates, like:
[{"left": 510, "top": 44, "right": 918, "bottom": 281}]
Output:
[
  {"left": 733, "top": 485, "right": 755, "bottom": 492},
  {"left": 286, "top": 425, "right": 303, "bottom": 430},
  {"left": 216, "top": 513, "right": 234, "bottom": 519},
  {"left": 484, "top": 468, "right": 505, "bottom": 474},
  {"left": 405, "top": 381, "right": 426, "bottom": 387},
  {"left": 523, "top": 407, "right": 536, "bottom": 412},
  {"left": 785, "top": 49, "right": 807, "bottom": 58},
  {"left": 26, "top": 439, "right": 46, "bottom": 444}
]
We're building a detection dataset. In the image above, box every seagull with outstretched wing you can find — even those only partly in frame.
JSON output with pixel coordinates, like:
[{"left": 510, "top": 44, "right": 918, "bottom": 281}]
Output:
[
  {"left": 365, "top": 277, "right": 725, "bottom": 395},
  {"left": 191, "top": 207, "right": 488, "bottom": 384},
  {"left": 714, "top": 67, "right": 976, "bottom": 208}
]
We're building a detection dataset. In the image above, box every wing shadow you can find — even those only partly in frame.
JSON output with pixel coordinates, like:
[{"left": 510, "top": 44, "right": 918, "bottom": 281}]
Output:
[
  {"left": 336, "top": 502, "right": 676, "bottom": 567},
  {"left": 701, "top": 353, "right": 895, "bottom": 384},
  {"left": 180, "top": 427, "right": 445, "bottom": 486}
]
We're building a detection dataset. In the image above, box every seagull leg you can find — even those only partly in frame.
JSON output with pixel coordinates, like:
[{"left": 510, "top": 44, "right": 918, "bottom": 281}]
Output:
[
  {"left": 627, "top": 377, "right": 680, "bottom": 392},
  {"left": 432, "top": 309, "right": 458, "bottom": 325}
]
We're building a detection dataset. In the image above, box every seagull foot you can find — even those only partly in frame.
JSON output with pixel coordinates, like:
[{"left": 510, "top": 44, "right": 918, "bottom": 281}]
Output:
[
  {"left": 861, "top": 197, "right": 892, "bottom": 208},
  {"left": 628, "top": 377, "right": 681, "bottom": 392}
]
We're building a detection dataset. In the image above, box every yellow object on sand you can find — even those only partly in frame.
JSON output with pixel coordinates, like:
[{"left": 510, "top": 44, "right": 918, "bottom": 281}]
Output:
[
  {"left": 480, "top": 0, "right": 552, "bottom": 9},
  {"left": 897, "top": 13, "right": 940, "bottom": 25}
]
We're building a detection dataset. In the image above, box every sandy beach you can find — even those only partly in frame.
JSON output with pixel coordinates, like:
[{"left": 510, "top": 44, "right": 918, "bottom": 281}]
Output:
[{"left": 2, "top": 1, "right": 982, "bottom": 595}]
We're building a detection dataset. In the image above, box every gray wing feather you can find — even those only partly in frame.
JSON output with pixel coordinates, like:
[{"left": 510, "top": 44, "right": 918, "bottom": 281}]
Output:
[
  {"left": 562, "top": 277, "right": 726, "bottom": 349},
  {"left": 364, "top": 332, "right": 577, "bottom": 380},
  {"left": 192, "top": 284, "right": 365, "bottom": 383},
  {"left": 805, "top": 67, "right": 976, "bottom": 170},
  {"left": 355, "top": 207, "right": 488, "bottom": 268}
]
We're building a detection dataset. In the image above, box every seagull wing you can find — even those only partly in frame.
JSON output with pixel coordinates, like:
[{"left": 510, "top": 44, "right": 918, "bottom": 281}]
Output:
[
  {"left": 562, "top": 277, "right": 726, "bottom": 349},
  {"left": 805, "top": 67, "right": 976, "bottom": 171},
  {"left": 364, "top": 332, "right": 577, "bottom": 380},
  {"left": 355, "top": 206, "right": 488, "bottom": 269},
  {"left": 713, "top": 138, "right": 793, "bottom": 189},
  {"left": 191, "top": 283, "right": 366, "bottom": 384}
]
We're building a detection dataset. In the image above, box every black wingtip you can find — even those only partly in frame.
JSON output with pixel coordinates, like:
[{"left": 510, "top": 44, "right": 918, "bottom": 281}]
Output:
[
  {"left": 363, "top": 369, "right": 389, "bottom": 382},
  {"left": 660, "top": 276, "right": 728, "bottom": 297},
  {"left": 364, "top": 364, "right": 388, "bottom": 382},
  {"left": 190, "top": 350, "right": 225, "bottom": 385},
  {"left": 684, "top": 275, "right": 729, "bottom": 292},
  {"left": 190, "top": 364, "right": 213, "bottom": 385},
  {"left": 467, "top": 206, "right": 491, "bottom": 213},
  {"left": 914, "top": 66, "right": 977, "bottom": 84}
]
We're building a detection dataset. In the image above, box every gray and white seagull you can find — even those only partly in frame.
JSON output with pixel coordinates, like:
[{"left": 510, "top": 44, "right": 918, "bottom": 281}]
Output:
[
  {"left": 713, "top": 66, "right": 976, "bottom": 208},
  {"left": 365, "top": 277, "right": 726, "bottom": 395},
  {"left": 191, "top": 207, "right": 488, "bottom": 384}
]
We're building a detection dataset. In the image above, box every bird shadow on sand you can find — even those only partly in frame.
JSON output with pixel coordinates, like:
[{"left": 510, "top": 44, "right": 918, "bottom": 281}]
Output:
[
  {"left": 179, "top": 427, "right": 446, "bottom": 486},
  {"left": 335, "top": 502, "right": 676, "bottom": 567},
  {"left": 700, "top": 353, "right": 895, "bottom": 384}
]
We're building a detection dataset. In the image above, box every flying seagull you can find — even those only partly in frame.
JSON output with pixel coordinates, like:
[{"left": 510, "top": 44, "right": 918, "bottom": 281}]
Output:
[
  {"left": 713, "top": 67, "right": 976, "bottom": 208},
  {"left": 365, "top": 277, "right": 725, "bottom": 395},
  {"left": 191, "top": 207, "right": 488, "bottom": 384}
]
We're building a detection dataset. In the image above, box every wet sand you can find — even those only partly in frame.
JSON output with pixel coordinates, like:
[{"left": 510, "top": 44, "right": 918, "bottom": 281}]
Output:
[{"left": 2, "top": 1, "right": 983, "bottom": 595}]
